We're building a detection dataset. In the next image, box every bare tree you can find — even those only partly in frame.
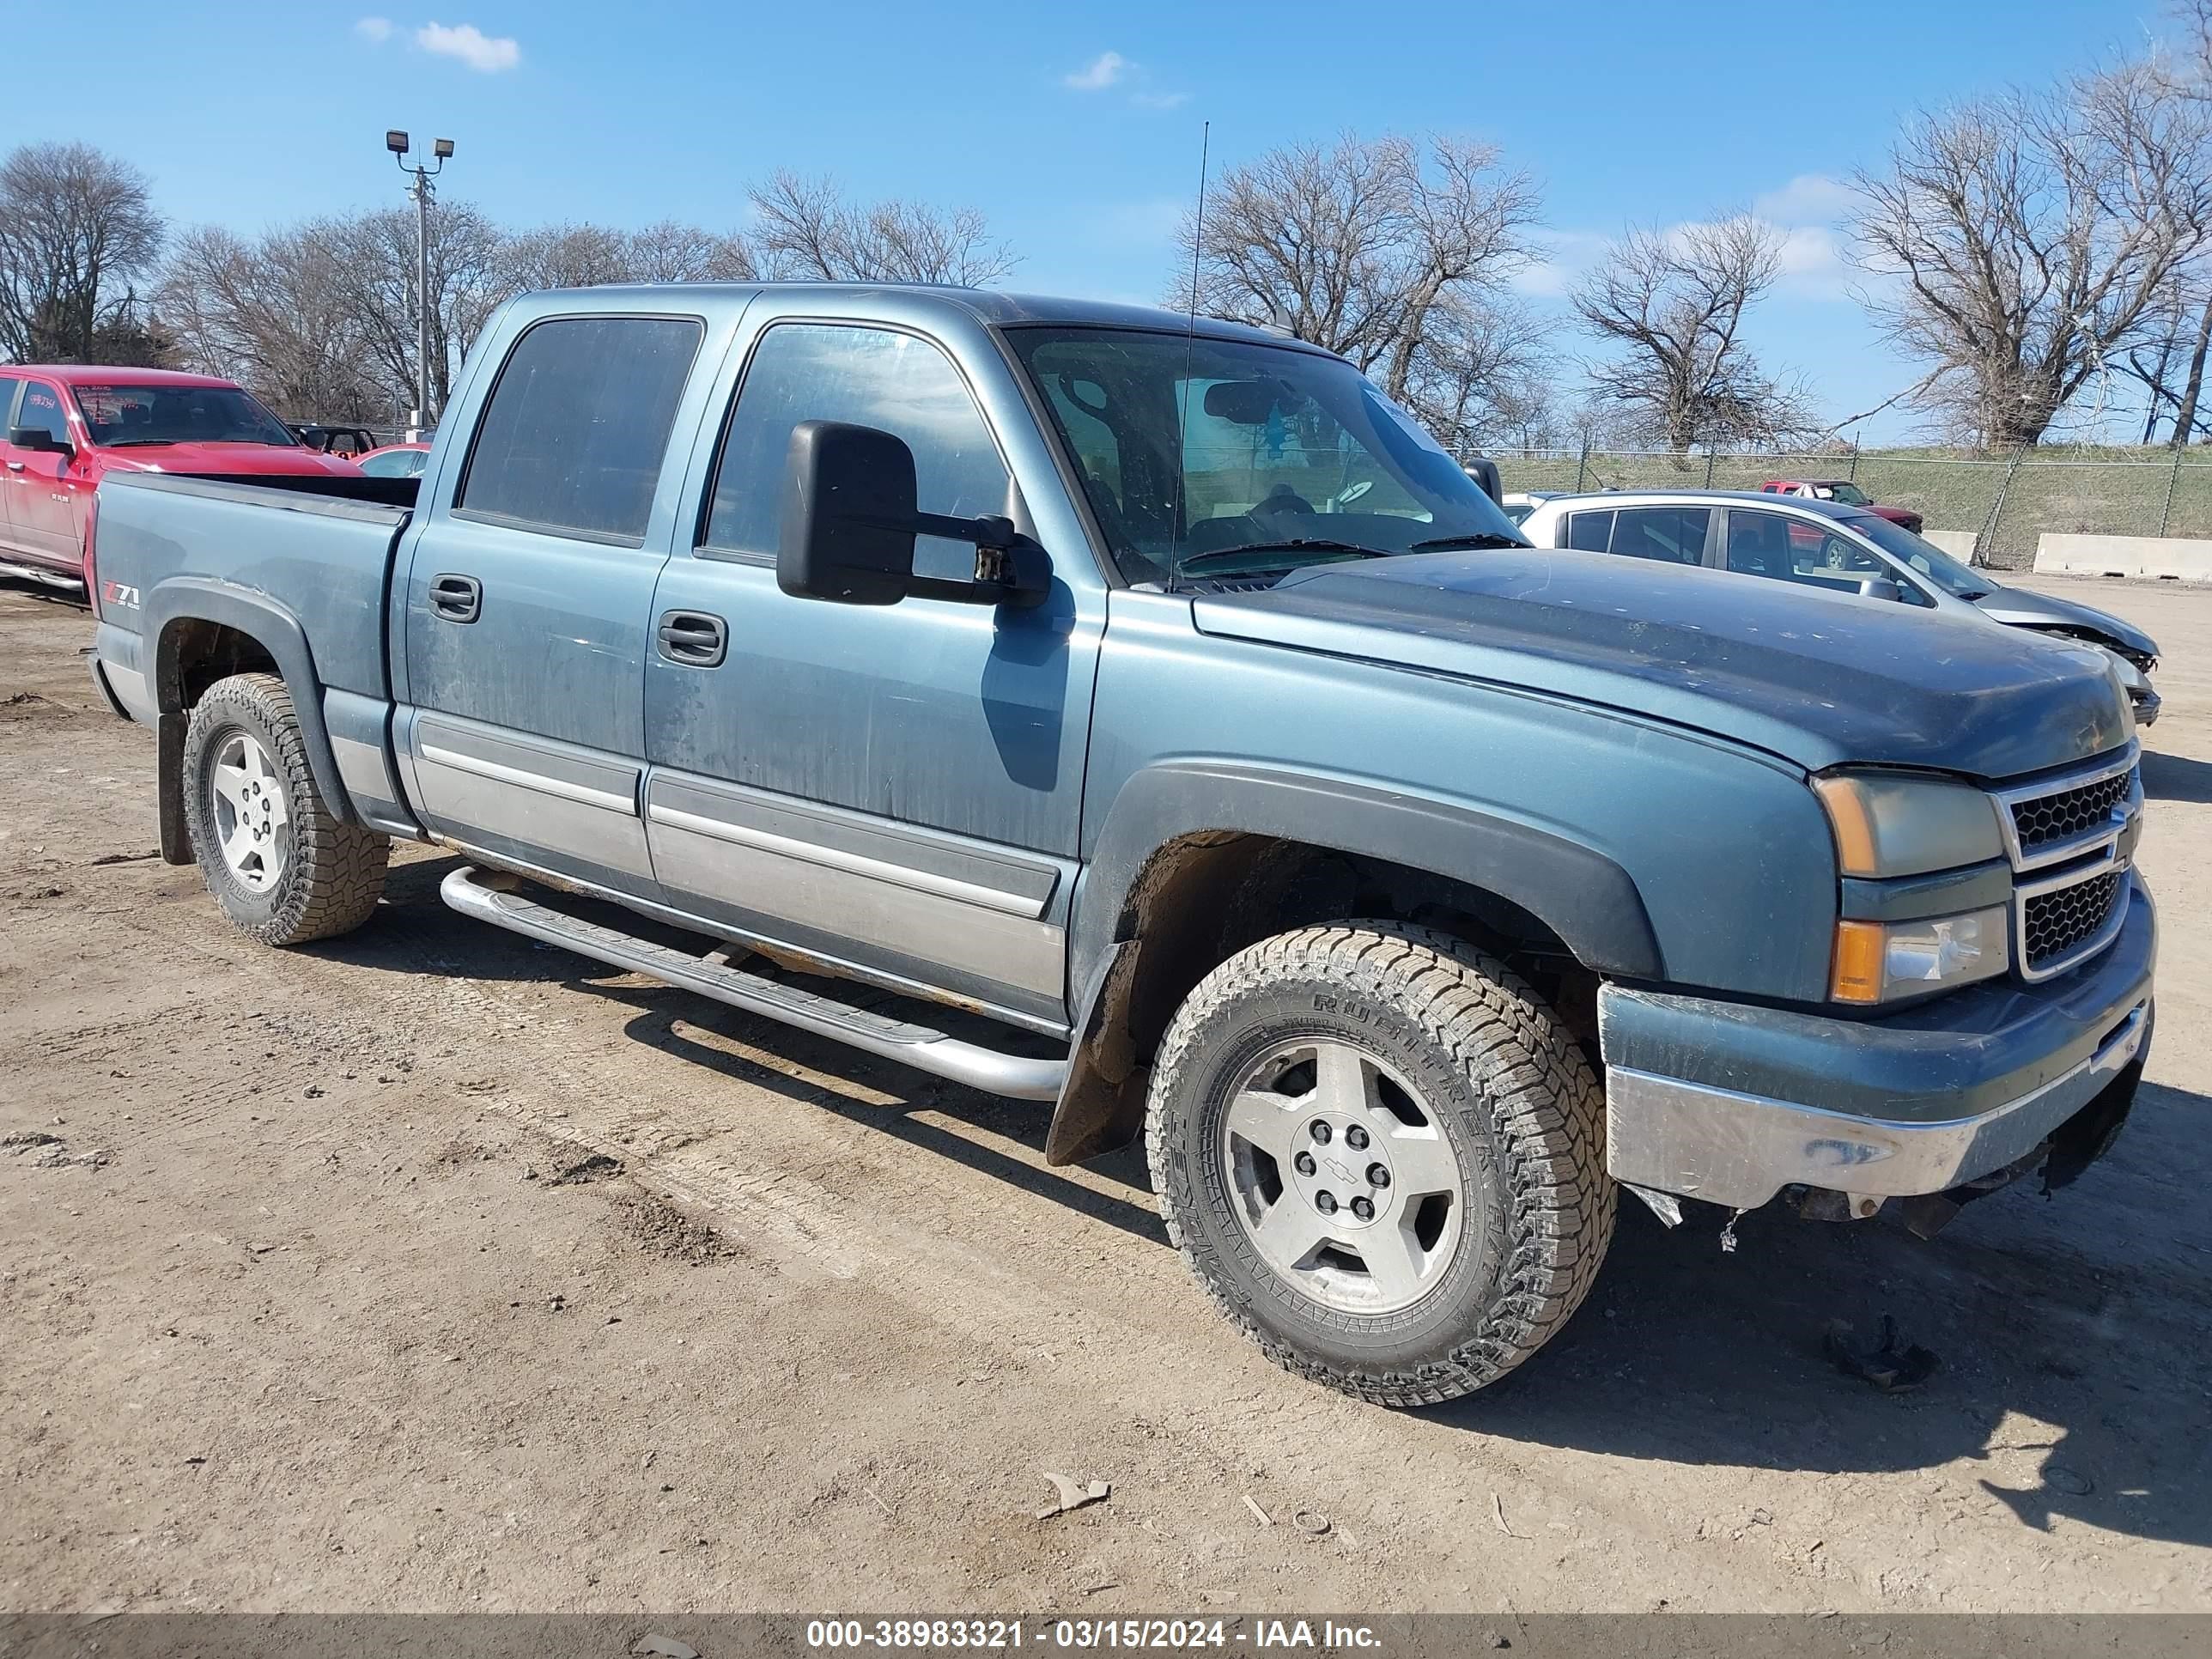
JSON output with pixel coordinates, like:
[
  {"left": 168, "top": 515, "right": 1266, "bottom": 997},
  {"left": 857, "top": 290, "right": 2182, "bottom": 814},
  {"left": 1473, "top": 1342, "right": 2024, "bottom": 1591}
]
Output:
[
  {"left": 749, "top": 172, "right": 1015, "bottom": 286},
  {"left": 158, "top": 223, "right": 385, "bottom": 418},
  {"left": 330, "top": 204, "right": 510, "bottom": 416},
  {"left": 1573, "top": 216, "right": 1812, "bottom": 451},
  {"left": 1851, "top": 58, "right": 2212, "bottom": 447},
  {"left": 1175, "top": 131, "right": 1547, "bottom": 444},
  {"left": 0, "top": 143, "right": 165, "bottom": 363},
  {"left": 500, "top": 220, "right": 753, "bottom": 290}
]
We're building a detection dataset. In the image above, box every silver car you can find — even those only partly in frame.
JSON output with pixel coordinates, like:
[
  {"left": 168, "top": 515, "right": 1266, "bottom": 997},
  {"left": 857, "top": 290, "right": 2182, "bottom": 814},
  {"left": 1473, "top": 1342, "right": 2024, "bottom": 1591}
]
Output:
[{"left": 1514, "top": 489, "right": 2162, "bottom": 725}]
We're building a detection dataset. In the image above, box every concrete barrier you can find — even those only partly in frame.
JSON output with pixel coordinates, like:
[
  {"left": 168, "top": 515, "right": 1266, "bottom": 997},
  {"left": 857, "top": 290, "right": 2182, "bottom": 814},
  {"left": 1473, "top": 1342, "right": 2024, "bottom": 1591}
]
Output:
[
  {"left": 1923, "top": 530, "right": 1978, "bottom": 562},
  {"left": 2034, "top": 533, "right": 2212, "bottom": 581}
]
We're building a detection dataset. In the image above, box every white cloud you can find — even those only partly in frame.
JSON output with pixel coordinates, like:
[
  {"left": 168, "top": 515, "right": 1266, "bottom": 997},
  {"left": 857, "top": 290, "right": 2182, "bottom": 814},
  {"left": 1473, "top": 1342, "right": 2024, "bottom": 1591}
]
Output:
[
  {"left": 355, "top": 15, "right": 393, "bottom": 42},
  {"left": 1511, "top": 228, "right": 1612, "bottom": 298},
  {"left": 416, "top": 21, "right": 520, "bottom": 73},
  {"left": 1132, "top": 89, "right": 1189, "bottom": 111},
  {"left": 1064, "top": 51, "right": 1129, "bottom": 91},
  {"left": 1753, "top": 173, "right": 1859, "bottom": 227}
]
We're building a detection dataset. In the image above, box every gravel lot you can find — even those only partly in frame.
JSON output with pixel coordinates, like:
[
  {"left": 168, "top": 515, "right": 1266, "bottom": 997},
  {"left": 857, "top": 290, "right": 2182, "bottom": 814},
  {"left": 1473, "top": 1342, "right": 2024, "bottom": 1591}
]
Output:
[{"left": 2, "top": 574, "right": 2208, "bottom": 1615}]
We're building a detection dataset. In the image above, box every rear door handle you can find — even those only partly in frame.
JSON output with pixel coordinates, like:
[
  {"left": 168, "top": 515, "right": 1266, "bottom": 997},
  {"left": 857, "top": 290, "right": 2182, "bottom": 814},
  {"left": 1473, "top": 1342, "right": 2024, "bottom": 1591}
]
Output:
[
  {"left": 428, "top": 573, "right": 482, "bottom": 623},
  {"left": 655, "top": 610, "right": 727, "bottom": 668},
  {"left": 4, "top": 461, "right": 22, "bottom": 473}
]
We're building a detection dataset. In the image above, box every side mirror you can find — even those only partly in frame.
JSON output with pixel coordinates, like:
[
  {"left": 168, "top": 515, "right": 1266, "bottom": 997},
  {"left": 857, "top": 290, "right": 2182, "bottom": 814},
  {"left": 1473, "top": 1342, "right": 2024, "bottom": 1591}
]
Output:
[
  {"left": 9, "top": 427, "right": 72, "bottom": 465},
  {"left": 1857, "top": 576, "right": 1905, "bottom": 603},
  {"left": 1462, "top": 456, "right": 1502, "bottom": 503},
  {"left": 776, "top": 419, "right": 1048, "bottom": 609}
]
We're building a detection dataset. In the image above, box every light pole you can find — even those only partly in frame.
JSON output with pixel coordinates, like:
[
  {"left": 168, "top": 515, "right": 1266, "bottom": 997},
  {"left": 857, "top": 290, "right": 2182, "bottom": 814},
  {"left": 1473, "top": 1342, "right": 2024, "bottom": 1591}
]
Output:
[{"left": 386, "top": 131, "right": 453, "bottom": 440}]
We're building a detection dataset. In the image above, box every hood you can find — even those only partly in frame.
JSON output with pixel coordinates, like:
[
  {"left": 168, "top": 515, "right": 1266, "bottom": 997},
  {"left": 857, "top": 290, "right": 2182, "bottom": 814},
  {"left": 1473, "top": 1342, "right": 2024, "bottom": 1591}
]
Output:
[
  {"left": 1191, "top": 550, "right": 2130, "bottom": 781},
  {"left": 95, "top": 443, "right": 362, "bottom": 478},
  {"left": 1867, "top": 503, "right": 1919, "bottom": 524},
  {"left": 1969, "top": 582, "right": 2160, "bottom": 661}
]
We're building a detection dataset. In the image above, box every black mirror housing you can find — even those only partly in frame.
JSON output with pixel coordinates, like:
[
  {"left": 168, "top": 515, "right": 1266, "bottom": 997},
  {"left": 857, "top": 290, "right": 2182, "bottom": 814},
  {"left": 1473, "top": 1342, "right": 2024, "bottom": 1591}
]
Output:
[
  {"left": 777, "top": 418, "right": 1052, "bottom": 610},
  {"left": 9, "top": 426, "right": 71, "bottom": 463},
  {"left": 777, "top": 420, "right": 920, "bottom": 606}
]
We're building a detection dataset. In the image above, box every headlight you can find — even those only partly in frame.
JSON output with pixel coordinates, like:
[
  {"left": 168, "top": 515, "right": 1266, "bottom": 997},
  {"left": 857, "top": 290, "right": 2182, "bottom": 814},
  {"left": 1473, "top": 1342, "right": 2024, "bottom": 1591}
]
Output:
[
  {"left": 1831, "top": 907, "right": 2008, "bottom": 1004},
  {"left": 1812, "top": 772, "right": 2004, "bottom": 878}
]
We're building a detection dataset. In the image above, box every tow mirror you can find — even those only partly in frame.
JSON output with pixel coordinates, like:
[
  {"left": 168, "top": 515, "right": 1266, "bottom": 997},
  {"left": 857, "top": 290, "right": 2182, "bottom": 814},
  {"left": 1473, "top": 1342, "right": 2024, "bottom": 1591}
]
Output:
[
  {"left": 1857, "top": 576, "right": 1905, "bottom": 603},
  {"left": 777, "top": 420, "right": 1048, "bottom": 609},
  {"left": 9, "top": 427, "right": 72, "bottom": 465}
]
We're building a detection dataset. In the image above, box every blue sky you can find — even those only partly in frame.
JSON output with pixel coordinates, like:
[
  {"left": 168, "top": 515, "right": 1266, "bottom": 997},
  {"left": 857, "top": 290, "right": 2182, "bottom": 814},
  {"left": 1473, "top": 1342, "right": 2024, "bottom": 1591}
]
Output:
[{"left": 3, "top": 0, "right": 2172, "bottom": 441}]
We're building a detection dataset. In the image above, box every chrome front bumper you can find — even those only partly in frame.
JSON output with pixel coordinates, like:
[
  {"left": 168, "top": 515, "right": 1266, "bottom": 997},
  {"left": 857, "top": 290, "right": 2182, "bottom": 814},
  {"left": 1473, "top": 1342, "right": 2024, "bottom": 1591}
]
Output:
[{"left": 1604, "top": 1000, "right": 2148, "bottom": 1211}]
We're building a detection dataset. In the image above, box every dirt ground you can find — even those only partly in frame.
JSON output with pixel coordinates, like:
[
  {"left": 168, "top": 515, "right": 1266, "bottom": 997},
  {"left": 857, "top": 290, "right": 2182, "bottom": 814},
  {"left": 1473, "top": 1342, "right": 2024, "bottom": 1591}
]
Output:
[{"left": 3, "top": 574, "right": 2209, "bottom": 1617}]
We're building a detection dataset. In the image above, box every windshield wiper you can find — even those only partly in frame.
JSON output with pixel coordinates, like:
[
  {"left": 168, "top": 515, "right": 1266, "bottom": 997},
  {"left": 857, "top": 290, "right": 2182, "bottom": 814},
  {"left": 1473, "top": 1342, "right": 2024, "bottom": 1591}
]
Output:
[
  {"left": 104, "top": 438, "right": 179, "bottom": 447},
  {"left": 1172, "top": 538, "right": 1393, "bottom": 580},
  {"left": 1407, "top": 532, "right": 1526, "bottom": 551}
]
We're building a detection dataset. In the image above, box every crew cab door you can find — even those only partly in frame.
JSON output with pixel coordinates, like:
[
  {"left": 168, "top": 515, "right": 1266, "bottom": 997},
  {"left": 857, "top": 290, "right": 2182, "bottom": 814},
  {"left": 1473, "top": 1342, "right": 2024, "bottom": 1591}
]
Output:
[
  {"left": 642, "top": 307, "right": 1105, "bottom": 1029},
  {"left": 395, "top": 309, "right": 712, "bottom": 899},
  {"left": 2, "top": 378, "right": 87, "bottom": 572}
]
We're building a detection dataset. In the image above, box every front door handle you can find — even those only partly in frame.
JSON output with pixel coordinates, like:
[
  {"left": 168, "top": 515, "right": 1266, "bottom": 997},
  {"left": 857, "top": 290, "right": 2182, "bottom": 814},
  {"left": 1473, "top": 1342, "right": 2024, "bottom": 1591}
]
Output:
[
  {"left": 4, "top": 461, "right": 23, "bottom": 473},
  {"left": 656, "top": 610, "right": 727, "bottom": 668},
  {"left": 428, "top": 573, "right": 482, "bottom": 623}
]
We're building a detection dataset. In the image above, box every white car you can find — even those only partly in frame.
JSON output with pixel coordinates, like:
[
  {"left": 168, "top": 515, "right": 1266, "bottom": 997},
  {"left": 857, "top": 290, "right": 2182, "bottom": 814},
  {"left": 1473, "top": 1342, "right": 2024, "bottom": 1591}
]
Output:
[{"left": 1514, "top": 489, "right": 2162, "bottom": 725}]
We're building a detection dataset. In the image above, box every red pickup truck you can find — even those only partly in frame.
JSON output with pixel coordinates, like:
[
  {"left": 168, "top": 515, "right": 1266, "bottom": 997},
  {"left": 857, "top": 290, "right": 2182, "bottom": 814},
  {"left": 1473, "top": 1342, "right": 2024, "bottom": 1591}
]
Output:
[
  {"left": 1760, "top": 477, "right": 1923, "bottom": 534},
  {"left": 0, "top": 367, "right": 363, "bottom": 592}
]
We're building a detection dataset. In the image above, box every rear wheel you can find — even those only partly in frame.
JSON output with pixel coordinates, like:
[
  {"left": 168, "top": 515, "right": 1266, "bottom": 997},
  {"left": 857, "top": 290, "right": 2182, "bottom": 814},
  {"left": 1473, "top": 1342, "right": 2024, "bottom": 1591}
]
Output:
[
  {"left": 1145, "top": 922, "right": 1613, "bottom": 1406},
  {"left": 181, "top": 672, "right": 388, "bottom": 945}
]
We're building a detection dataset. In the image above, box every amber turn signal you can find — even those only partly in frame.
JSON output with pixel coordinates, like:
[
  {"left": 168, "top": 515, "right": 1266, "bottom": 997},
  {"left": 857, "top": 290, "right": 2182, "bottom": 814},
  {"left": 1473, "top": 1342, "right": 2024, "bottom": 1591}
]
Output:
[{"left": 1830, "top": 920, "right": 1887, "bottom": 1003}]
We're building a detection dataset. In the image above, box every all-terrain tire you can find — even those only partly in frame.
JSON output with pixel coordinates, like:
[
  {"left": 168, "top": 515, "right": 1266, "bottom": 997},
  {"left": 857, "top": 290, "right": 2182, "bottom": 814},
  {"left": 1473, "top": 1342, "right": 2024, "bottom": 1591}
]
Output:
[
  {"left": 181, "top": 672, "right": 388, "bottom": 945},
  {"left": 1145, "top": 921, "right": 1613, "bottom": 1407}
]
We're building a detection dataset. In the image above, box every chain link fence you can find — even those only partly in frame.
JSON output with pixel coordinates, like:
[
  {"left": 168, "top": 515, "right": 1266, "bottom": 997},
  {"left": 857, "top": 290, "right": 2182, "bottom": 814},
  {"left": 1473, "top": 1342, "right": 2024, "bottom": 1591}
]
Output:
[{"left": 1482, "top": 447, "right": 2212, "bottom": 570}]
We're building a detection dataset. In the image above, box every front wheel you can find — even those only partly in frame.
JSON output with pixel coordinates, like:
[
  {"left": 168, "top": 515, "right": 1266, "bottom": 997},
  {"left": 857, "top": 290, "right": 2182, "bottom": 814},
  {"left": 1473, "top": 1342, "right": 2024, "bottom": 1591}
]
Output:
[
  {"left": 180, "top": 672, "right": 388, "bottom": 945},
  {"left": 1145, "top": 923, "right": 1613, "bottom": 1407}
]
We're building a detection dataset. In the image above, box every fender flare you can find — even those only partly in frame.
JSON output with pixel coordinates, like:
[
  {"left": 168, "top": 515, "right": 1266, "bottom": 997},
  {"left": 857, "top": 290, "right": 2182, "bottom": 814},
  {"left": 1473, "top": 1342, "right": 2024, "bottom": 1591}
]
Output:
[
  {"left": 1073, "top": 760, "right": 1662, "bottom": 994},
  {"left": 1042, "top": 760, "right": 1664, "bottom": 1164},
  {"left": 144, "top": 576, "right": 356, "bottom": 829}
]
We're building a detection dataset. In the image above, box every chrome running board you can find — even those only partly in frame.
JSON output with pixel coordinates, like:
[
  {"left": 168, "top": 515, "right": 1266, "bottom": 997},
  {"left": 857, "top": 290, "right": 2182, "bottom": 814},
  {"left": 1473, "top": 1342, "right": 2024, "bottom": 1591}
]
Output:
[{"left": 440, "top": 864, "right": 1066, "bottom": 1101}]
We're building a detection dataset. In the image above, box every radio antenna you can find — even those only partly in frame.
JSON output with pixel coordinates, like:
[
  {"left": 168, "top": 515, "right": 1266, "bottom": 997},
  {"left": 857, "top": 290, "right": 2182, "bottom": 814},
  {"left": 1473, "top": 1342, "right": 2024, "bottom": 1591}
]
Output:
[{"left": 1168, "top": 120, "right": 1210, "bottom": 591}]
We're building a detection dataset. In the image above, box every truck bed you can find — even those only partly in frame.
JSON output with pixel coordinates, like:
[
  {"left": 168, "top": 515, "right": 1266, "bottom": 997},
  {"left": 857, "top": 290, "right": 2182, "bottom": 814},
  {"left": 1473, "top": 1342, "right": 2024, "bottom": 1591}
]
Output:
[{"left": 94, "top": 471, "right": 416, "bottom": 704}]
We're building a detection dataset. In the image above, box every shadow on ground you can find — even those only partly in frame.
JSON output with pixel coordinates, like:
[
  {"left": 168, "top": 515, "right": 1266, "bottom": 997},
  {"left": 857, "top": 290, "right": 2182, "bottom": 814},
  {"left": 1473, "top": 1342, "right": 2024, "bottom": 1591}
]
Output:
[
  {"left": 329, "top": 852, "right": 2212, "bottom": 1553},
  {"left": 2140, "top": 747, "right": 2212, "bottom": 805}
]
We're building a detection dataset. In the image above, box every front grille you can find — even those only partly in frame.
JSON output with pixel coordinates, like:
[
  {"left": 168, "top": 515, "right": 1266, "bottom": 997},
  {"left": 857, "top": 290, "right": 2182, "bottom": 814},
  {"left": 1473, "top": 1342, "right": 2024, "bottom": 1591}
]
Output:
[
  {"left": 2023, "top": 870, "right": 2123, "bottom": 972},
  {"left": 2008, "top": 767, "right": 2134, "bottom": 856}
]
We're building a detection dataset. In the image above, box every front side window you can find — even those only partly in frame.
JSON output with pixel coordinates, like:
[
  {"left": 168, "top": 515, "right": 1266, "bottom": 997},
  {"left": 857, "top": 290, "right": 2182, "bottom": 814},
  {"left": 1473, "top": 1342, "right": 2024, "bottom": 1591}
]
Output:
[
  {"left": 702, "top": 324, "right": 1011, "bottom": 576},
  {"left": 1727, "top": 508, "right": 1933, "bottom": 605},
  {"left": 1609, "top": 506, "right": 1710, "bottom": 564},
  {"left": 73, "top": 383, "right": 295, "bottom": 447},
  {"left": 1848, "top": 514, "right": 1989, "bottom": 599},
  {"left": 1007, "top": 326, "right": 1523, "bottom": 586},
  {"left": 459, "top": 314, "right": 703, "bottom": 544},
  {"left": 16, "top": 380, "right": 72, "bottom": 445}
]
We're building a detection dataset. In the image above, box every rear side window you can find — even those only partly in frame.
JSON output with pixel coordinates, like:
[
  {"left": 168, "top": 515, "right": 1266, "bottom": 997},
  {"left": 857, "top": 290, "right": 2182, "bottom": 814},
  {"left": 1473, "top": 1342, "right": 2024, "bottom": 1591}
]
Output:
[
  {"left": 1610, "top": 506, "right": 1710, "bottom": 565},
  {"left": 1565, "top": 510, "right": 1613, "bottom": 552},
  {"left": 15, "top": 380, "right": 71, "bottom": 445},
  {"left": 702, "top": 323, "right": 1010, "bottom": 573},
  {"left": 458, "top": 315, "right": 702, "bottom": 544}
]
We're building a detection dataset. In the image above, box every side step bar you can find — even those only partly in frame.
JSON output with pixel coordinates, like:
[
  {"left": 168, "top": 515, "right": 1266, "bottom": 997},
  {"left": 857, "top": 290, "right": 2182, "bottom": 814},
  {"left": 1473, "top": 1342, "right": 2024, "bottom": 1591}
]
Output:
[
  {"left": 440, "top": 865, "right": 1067, "bottom": 1101},
  {"left": 0, "top": 562, "right": 86, "bottom": 592}
]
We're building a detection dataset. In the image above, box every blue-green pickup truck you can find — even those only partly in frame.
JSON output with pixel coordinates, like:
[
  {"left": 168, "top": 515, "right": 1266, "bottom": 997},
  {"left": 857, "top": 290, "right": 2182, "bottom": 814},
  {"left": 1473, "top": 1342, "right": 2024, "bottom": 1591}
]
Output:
[{"left": 84, "top": 283, "right": 2154, "bottom": 1406}]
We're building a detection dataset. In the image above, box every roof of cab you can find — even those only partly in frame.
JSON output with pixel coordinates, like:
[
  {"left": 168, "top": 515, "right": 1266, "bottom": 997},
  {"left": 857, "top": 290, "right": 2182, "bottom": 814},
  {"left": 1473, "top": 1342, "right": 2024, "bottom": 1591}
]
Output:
[
  {"left": 3, "top": 365, "right": 242, "bottom": 389},
  {"left": 1530, "top": 488, "right": 1875, "bottom": 522},
  {"left": 518, "top": 281, "right": 1330, "bottom": 352}
]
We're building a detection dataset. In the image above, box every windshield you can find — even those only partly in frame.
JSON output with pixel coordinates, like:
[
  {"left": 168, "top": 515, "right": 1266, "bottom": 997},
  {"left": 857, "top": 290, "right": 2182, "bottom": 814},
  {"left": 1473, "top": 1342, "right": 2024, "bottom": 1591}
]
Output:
[
  {"left": 1846, "top": 513, "right": 1990, "bottom": 599},
  {"left": 1006, "top": 326, "right": 1526, "bottom": 586},
  {"left": 1810, "top": 481, "right": 1870, "bottom": 505},
  {"left": 72, "top": 384, "right": 298, "bottom": 448}
]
